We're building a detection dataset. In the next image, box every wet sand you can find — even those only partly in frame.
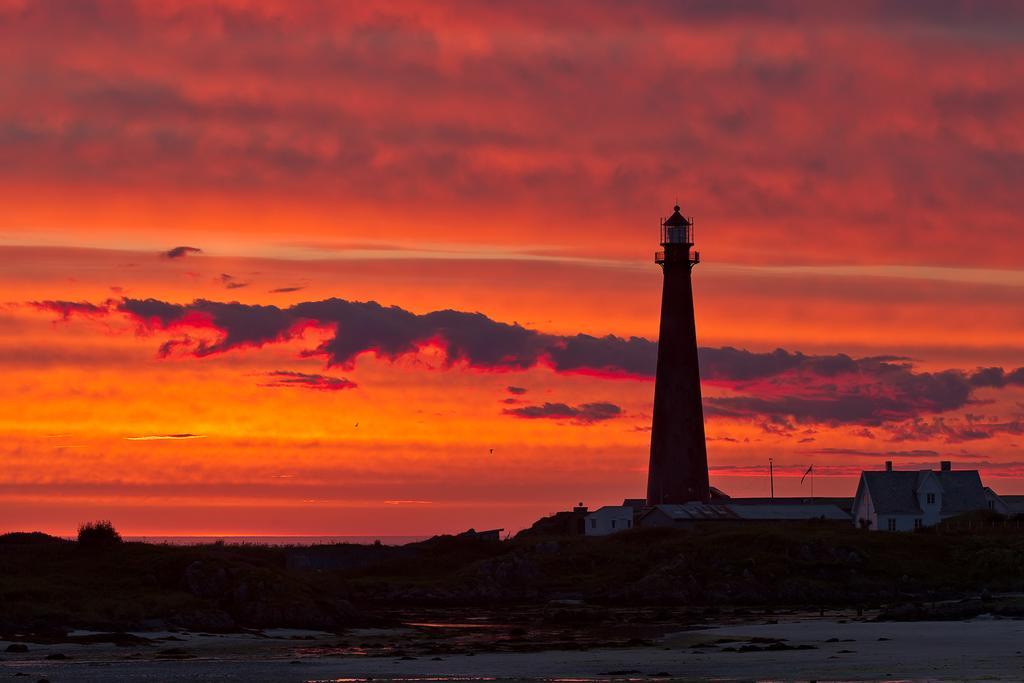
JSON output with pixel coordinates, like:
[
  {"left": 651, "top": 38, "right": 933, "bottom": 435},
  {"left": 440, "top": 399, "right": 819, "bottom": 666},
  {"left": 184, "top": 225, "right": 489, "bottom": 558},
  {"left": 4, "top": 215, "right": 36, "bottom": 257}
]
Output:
[{"left": 3, "top": 619, "right": 1024, "bottom": 681}]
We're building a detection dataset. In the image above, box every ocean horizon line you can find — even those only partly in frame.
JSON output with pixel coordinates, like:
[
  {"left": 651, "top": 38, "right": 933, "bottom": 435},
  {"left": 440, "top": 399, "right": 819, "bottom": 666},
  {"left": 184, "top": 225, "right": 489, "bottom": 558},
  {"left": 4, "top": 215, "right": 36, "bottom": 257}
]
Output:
[{"left": 79, "top": 534, "right": 432, "bottom": 546}]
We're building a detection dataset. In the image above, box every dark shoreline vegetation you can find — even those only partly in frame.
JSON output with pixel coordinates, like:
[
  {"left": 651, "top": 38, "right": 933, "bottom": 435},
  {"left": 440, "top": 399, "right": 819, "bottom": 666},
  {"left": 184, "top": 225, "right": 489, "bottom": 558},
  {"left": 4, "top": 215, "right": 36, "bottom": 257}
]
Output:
[{"left": 3, "top": 517, "right": 1024, "bottom": 640}]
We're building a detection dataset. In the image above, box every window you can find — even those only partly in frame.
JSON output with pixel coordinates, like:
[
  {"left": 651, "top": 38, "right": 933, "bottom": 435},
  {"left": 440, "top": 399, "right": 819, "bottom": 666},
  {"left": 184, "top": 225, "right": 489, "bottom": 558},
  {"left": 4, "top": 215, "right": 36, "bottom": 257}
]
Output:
[
  {"left": 914, "top": 519, "right": 923, "bottom": 530},
  {"left": 627, "top": 519, "right": 632, "bottom": 528},
  {"left": 888, "top": 518, "right": 897, "bottom": 531},
  {"left": 988, "top": 501, "right": 995, "bottom": 510},
  {"left": 926, "top": 493, "right": 935, "bottom": 505},
  {"left": 611, "top": 520, "right": 616, "bottom": 529},
  {"left": 590, "top": 519, "right": 596, "bottom": 529}
]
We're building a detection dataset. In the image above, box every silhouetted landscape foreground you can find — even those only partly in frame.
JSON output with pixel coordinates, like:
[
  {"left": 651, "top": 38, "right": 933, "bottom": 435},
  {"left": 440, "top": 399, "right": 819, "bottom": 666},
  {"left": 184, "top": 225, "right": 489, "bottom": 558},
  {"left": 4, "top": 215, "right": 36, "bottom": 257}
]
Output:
[{"left": 4, "top": 519, "right": 1024, "bottom": 680}]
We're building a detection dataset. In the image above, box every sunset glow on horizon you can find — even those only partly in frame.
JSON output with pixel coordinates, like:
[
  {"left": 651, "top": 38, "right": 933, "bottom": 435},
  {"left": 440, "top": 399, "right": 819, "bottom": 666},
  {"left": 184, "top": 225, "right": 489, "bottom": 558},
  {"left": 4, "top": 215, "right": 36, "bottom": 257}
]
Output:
[{"left": 3, "top": 1, "right": 1024, "bottom": 536}]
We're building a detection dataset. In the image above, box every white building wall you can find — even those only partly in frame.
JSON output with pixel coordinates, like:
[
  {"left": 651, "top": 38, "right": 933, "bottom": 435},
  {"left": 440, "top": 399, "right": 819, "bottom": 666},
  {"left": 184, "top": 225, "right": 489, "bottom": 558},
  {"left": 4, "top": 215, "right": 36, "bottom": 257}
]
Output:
[
  {"left": 584, "top": 506, "right": 635, "bottom": 536},
  {"left": 873, "top": 514, "right": 927, "bottom": 532},
  {"left": 852, "top": 486, "right": 876, "bottom": 530},
  {"left": 983, "top": 488, "right": 1008, "bottom": 514},
  {"left": 915, "top": 474, "right": 943, "bottom": 526}
]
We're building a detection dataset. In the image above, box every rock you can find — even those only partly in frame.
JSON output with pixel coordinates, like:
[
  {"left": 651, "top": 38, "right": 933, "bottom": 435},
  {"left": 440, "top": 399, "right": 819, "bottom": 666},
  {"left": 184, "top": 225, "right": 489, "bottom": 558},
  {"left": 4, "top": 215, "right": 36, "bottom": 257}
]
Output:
[
  {"left": 172, "top": 608, "right": 237, "bottom": 632},
  {"left": 5, "top": 644, "right": 28, "bottom": 653},
  {"left": 184, "top": 560, "right": 231, "bottom": 599},
  {"left": 474, "top": 553, "right": 541, "bottom": 585}
]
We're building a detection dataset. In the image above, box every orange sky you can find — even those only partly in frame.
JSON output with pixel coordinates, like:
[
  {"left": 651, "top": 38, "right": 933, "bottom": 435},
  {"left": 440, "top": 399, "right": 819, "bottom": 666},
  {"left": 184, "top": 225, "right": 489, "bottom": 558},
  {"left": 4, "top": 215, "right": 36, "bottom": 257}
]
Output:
[{"left": 2, "top": 1, "right": 1024, "bottom": 536}]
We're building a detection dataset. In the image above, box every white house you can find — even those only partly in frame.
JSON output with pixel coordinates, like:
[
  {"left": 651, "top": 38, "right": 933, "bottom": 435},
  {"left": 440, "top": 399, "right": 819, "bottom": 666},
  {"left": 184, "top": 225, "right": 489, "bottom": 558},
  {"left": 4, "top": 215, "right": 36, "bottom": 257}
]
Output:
[
  {"left": 852, "top": 461, "right": 994, "bottom": 531},
  {"left": 584, "top": 505, "right": 635, "bottom": 536}
]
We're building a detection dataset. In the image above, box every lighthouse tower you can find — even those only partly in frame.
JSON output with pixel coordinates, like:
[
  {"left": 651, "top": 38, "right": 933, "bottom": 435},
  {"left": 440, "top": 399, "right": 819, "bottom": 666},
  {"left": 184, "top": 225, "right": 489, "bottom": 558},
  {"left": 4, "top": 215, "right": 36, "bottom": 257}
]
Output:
[{"left": 646, "top": 204, "right": 710, "bottom": 505}]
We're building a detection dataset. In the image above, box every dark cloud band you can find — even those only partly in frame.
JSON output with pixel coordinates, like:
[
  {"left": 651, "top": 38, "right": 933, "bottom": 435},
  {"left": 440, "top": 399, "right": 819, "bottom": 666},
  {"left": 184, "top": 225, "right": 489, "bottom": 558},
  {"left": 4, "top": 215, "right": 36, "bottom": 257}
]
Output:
[{"left": 31, "top": 296, "right": 1024, "bottom": 431}]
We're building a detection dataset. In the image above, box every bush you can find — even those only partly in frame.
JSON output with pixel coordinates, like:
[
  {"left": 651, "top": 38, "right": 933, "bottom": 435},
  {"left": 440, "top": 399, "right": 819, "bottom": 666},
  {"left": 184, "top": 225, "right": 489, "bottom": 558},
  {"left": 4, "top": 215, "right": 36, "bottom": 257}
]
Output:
[{"left": 77, "top": 520, "right": 123, "bottom": 547}]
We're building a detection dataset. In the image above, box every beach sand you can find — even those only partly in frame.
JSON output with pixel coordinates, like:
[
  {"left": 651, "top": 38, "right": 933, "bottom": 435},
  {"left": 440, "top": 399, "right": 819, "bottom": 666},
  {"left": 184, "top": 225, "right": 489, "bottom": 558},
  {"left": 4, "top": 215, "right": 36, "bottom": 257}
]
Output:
[{"left": 3, "top": 619, "right": 1023, "bottom": 681}]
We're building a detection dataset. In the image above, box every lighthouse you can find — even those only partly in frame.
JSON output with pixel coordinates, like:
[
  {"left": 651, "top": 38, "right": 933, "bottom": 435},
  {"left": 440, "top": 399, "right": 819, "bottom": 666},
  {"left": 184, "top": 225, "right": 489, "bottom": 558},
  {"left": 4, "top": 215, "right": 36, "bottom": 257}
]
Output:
[{"left": 646, "top": 204, "right": 710, "bottom": 505}]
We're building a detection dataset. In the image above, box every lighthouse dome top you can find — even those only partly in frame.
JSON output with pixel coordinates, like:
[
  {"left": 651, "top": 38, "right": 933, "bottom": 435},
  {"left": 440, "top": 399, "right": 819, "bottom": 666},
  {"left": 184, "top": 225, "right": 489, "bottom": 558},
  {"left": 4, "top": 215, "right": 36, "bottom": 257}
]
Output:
[{"left": 663, "top": 205, "right": 691, "bottom": 227}]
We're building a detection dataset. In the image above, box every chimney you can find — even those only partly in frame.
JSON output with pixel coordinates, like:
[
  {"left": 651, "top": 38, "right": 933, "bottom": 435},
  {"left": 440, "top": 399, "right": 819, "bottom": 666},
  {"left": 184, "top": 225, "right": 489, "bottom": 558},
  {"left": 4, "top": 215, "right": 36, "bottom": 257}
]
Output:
[
  {"left": 885, "top": 461, "right": 893, "bottom": 472},
  {"left": 940, "top": 461, "right": 952, "bottom": 472}
]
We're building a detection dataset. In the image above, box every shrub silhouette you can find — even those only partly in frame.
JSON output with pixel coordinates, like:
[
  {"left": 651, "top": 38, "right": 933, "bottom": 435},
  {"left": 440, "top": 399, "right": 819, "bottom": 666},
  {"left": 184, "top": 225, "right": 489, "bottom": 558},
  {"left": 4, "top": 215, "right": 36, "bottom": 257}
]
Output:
[{"left": 77, "top": 520, "right": 123, "bottom": 547}]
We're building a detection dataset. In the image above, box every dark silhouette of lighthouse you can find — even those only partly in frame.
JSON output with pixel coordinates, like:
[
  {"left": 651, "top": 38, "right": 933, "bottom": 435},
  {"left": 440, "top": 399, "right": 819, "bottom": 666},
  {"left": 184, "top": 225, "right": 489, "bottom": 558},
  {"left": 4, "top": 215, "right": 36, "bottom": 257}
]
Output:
[{"left": 646, "top": 204, "right": 710, "bottom": 505}]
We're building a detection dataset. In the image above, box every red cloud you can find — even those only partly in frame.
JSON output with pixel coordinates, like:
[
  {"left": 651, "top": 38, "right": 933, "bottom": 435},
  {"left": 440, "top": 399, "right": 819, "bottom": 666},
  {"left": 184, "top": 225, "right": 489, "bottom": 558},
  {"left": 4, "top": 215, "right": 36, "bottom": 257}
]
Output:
[
  {"left": 2, "top": 3, "right": 1024, "bottom": 267},
  {"left": 260, "top": 371, "right": 357, "bottom": 391},
  {"left": 30, "top": 300, "right": 112, "bottom": 320}
]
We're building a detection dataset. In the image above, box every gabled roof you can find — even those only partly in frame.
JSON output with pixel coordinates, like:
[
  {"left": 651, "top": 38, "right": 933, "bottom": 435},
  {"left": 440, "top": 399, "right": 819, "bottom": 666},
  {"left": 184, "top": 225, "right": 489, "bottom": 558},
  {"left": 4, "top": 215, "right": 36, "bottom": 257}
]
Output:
[
  {"left": 860, "top": 471, "right": 924, "bottom": 515},
  {"left": 586, "top": 505, "right": 635, "bottom": 516},
  {"left": 934, "top": 470, "right": 988, "bottom": 514}
]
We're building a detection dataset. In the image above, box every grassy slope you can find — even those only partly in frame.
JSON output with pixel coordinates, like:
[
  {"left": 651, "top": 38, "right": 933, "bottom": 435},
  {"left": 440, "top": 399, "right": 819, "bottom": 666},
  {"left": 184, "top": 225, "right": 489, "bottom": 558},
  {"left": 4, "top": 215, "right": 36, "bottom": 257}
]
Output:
[
  {"left": 0, "top": 534, "right": 357, "bottom": 632},
  {"left": 3, "top": 522, "right": 1023, "bottom": 632},
  {"left": 341, "top": 523, "right": 1024, "bottom": 605}
]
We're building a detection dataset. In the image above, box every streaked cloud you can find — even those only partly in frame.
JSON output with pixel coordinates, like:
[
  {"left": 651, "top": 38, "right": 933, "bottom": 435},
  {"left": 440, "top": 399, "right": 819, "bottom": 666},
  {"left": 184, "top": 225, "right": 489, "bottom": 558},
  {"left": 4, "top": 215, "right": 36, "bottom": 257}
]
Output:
[
  {"left": 30, "top": 300, "right": 109, "bottom": 320},
  {"left": 162, "top": 246, "right": 202, "bottom": 260},
  {"left": 504, "top": 401, "right": 623, "bottom": 424},
  {"left": 260, "top": 370, "right": 357, "bottom": 391},
  {"left": 218, "top": 273, "right": 249, "bottom": 290}
]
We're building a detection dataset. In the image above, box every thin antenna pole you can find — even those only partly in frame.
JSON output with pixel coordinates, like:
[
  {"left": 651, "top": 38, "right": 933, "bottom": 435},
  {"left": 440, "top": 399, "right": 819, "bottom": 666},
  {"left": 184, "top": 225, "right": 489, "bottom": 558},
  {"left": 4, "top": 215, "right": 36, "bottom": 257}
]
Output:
[{"left": 769, "top": 458, "right": 774, "bottom": 500}]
